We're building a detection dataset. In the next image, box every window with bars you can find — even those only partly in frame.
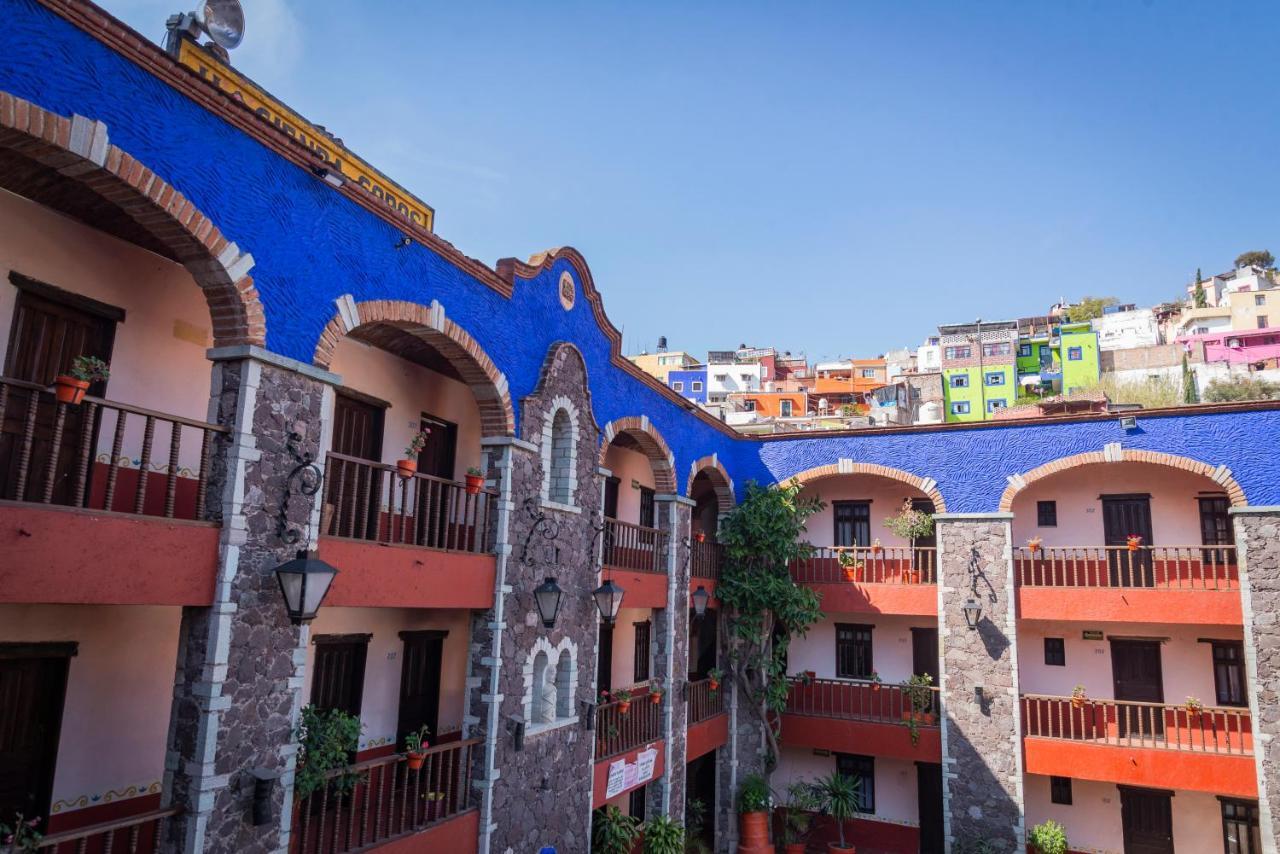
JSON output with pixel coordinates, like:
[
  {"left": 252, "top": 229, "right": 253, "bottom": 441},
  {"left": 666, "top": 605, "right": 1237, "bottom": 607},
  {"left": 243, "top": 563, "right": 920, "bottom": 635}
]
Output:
[
  {"left": 1212, "top": 641, "right": 1247, "bottom": 707},
  {"left": 1037, "top": 501, "right": 1057, "bottom": 527},
  {"left": 311, "top": 634, "right": 371, "bottom": 718},
  {"left": 1221, "top": 798, "right": 1261, "bottom": 854},
  {"left": 835, "top": 754, "right": 875, "bottom": 814},
  {"left": 634, "top": 621, "right": 652, "bottom": 683},
  {"left": 1199, "top": 496, "right": 1232, "bottom": 545},
  {"left": 1050, "top": 776, "right": 1072, "bottom": 805},
  {"left": 835, "top": 624, "right": 873, "bottom": 679},
  {"left": 833, "top": 501, "right": 871, "bottom": 548},
  {"left": 639, "top": 487, "right": 656, "bottom": 528}
]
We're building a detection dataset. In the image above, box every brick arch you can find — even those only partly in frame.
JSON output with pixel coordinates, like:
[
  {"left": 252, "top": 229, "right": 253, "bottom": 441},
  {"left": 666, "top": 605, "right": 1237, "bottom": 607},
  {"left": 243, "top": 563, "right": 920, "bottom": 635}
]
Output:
[
  {"left": 598, "top": 416, "right": 678, "bottom": 495},
  {"left": 313, "top": 298, "right": 515, "bottom": 437},
  {"left": 999, "top": 448, "right": 1246, "bottom": 512},
  {"left": 788, "top": 460, "right": 947, "bottom": 512},
  {"left": 0, "top": 92, "right": 265, "bottom": 347},
  {"left": 686, "top": 455, "right": 735, "bottom": 512}
]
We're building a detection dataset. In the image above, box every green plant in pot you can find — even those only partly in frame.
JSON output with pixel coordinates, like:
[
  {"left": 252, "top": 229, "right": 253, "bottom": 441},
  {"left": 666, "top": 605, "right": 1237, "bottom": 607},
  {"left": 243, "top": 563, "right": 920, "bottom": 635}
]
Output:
[
  {"left": 465, "top": 466, "right": 485, "bottom": 495},
  {"left": 883, "top": 498, "right": 934, "bottom": 582},
  {"left": 403, "top": 724, "right": 430, "bottom": 771},
  {"left": 902, "top": 673, "right": 935, "bottom": 745},
  {"left": 294, "top": 705, "right": 363, "bottom": 801},
  {"left": 684, "top": 797, "right": 712, "bottom": 854},
  {"left": 642, "top": 814, "right": 686, "bottom": 854},
  {"left": 736, "top": 773, "right": 773, "bottom": 850},
  {"left": 0, "top": 813, "right": 43, "bottom": 853},
  {"left": 1028, "top": 819, "right": 1068, "bottom": 854},
  {"left": 397, "top": 429, "right": 430, "bottom": 478},
  {"left": 592, "top": 805, "right": 640, "bottom": 854},
  {"left": 54, "top": 355, "right": 109, "bottom": 405},
  {"left": 813, "top": 770, "right": 861, "bottom": 853},
  {"left": 780, "top": 779, "right": 821, "bottom": 854}
]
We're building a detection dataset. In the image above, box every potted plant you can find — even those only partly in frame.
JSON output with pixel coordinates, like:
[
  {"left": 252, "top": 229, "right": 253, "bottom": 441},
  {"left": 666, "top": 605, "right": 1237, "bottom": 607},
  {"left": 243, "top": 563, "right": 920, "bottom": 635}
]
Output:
[
  {"left": 839, "top": 550, "right": 864, "bottom": 582},
  {"left": 870, "top": 537, "right": 883, "bottom": 556},
  {"left": 1184, "top": 696, "right": 1204, "bottom": 721},
  {"left": 1027, "top": 536, "right": 1043, "bottom": 555},
  {"left": 0, "top": 813, "right": 43, "bottom": 854},
  {"left": 613, "top": 687, "right": 633, "bottom": 714},
  {"left": 707, "top": 667, "right": 724, "bottom": 694},
  {"left": 641, "top": 814, "right": 685, "bottom": 854},
  {"left": 398, "top": 429, "right": 430, "bottom": 478},
  {"left": 780, "top": 779, "right": 820, "bottom": 854},
  {"left": 695, "top": 530, "right": 706, "bottom": 543},
  {"left": 591, "top": 805, "right": 640, "bottom": 854},
  {"left": 649, "top": 680, "right": 664, "bottom": 705},
  {"left": 1028, "top": 819, "right": 1068, "bottom": 854},
  {"left": 685, "top": 797, "right": 712, "bottom": 854},
  {"left": 1071, "top": 684, "right": 1087, "bottom": 709},
  {"left": 54, "top": 355, "right": 109, "bottom": 405},
  {"left": 1127, "top": 534, "right": 1143, "bottom": 552},
  {"left": 294, "top": 705, "right": 363, "bottom": 801},
  {"left": 813, "top": 770, "right": 861, "bottom": 853},
  {"left": 736, "top": 774, "right": 772, "bottom": 851},
  {"left": 869, "top": 671, "right": 882, "bottom": 692},
  {"left": 464, "top": 466, "right": 485, "bottom": 495},
  {"left": 403, "top": 724, "right": 430, "bottom": 771},
  {"left": 884, "top": 498, "right": 934, "bottom": 583},
  {"left": 902, "top": 673, "right": 935, "bottom": 745}
]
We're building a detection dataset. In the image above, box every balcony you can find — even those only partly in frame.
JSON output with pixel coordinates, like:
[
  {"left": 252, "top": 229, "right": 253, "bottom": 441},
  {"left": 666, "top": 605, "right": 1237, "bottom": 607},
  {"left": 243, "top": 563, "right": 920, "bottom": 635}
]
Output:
[
  {"left": 686, "top": 677, "right": 728, "bottom": 761},
  {"left": 1014, "top": 545, "right": 1241, "bottom": 624},
  {"left": 781, "top": 677, "right": 942, "bottom": 760},
  {"left": 789, "top": 546, "right": 937, "bottom": 616},
  {"left": 316, "top": 453, "right": 497, "bottom": 609},
  {"left": 0, "top": 377, "right": 222, "bottom": 605},
  {"left": 37, "top": 807, "right": 181, "bottom": 854},
  {"left": 1021, "top": 694, "right": 1256, "bottom": 796},
  {"left": 602, "top": 518, "right": 669, "bottom": 609},
  {"left": 291, "top": 739, "right": 479, "bottom": 854},
  {"left": 593, "top": 687, "right": 666, "bottom": 806},
  {"left": 690, "top": 539, "right": 723, "bottom": 584}
]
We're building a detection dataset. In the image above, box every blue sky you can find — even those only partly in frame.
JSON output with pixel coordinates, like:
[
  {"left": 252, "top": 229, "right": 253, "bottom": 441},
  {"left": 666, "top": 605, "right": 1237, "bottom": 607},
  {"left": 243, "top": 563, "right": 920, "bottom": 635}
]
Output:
[{"left": 108, "top": 1, "right": 1280, "bottom": 363}]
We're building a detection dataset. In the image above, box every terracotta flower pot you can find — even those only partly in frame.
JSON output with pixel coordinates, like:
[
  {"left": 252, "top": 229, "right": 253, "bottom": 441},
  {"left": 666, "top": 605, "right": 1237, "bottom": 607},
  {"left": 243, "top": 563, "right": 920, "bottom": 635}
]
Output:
[
  {"left": 54, "top": 375, "right": 89, "bottom": 405},
  {"left": 906, "top": 570, "right": 921, "bottom": 584},
  {"left": 738, "top": 811, "right": 771, "bottom": 850},
  {"left": 650, "top": 692, "right": 663, "bottom": 705},
  {"left": 396, "top": 459, "right": 418, "bottom": 478},
  {"left": 407, "top": 751, "right": 426, "bottom": 771},
  {"left": 871, "top": 682, "right": 881, "bottom": 692},
  {"left": 617, "top": 700, "right": 631, "bottom": 715},
  {"left": 785, "top": 844, "right": 807, "bottom": 854},
  {"left": 465, "top": 473, "right": 484, "bottom": 495},
  {"left": 1071, "top": 696, "right": 1085, "bottom": 709},
  {"left": 842, "top": 567, "right": 859, "bottom": 583},
  {"left": 827, "top": 844, "right": 856, "bottom": 854},
  {"left": 709, "top": 679, "right": 720, "bottom": 692}
]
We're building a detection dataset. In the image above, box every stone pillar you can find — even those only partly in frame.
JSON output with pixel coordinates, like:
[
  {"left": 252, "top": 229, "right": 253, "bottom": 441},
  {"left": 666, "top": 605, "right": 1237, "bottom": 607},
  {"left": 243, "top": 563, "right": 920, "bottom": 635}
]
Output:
[
  {"left": 650, "top": 494, "right": 693, "bottom": 820},
  {"left": 163, "top": 352, "right": 337, "bottom": 854},
  {"left": 934, "top": 514, "right": 1025, "bottom": 853},
  {"left": 1232, "top": 506, "right": 1280, "bottom": 852}
]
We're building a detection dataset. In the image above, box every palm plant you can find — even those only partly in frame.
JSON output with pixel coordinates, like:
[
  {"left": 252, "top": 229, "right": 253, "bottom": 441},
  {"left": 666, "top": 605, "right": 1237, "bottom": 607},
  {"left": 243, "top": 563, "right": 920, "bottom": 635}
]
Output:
[{"left": 813, "top": 771, "right": 861, "bottom": 851}]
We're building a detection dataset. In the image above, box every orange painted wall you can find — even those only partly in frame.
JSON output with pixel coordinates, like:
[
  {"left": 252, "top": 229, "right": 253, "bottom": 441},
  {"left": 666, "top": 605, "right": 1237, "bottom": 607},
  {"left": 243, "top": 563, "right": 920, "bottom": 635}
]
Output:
[
  {"left": 1017, "top": 586, "right": 1242, "bottom": 626},
  {"left": 686, "top": 712, "right": 729, "bottom": 761},
  {"left": 780, "top": 713, "right": 942, "bottom": 762},
  {"left": 736, "top": 392, "right": 808, "bottom": 417},
  {"left": 0, "top": 504, "right": 217, "bottom": 605},
  {"left": 800, "top": 581, "right": 937, "bottom": 616},
  {"left": 604, "top": 569, "right": 669, "bottom": 610},
  {"left": 371, "top": 809, "right": 479, "bottom": 854},
  {"left": 1023, "top": 738, "right": 1257, "bottom": 797},
  {"left": 593, "top": 742, "right": 666, "bottom": 807},
  {"left": 319, "top": 537, "right": 495, "bottom": 609}
]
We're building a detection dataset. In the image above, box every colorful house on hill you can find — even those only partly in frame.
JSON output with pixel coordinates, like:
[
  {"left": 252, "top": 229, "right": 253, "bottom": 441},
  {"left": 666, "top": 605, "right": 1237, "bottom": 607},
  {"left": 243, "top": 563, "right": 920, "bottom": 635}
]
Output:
[
  {"left": 939, "top": 320, "right": 1019, "bottom": 422},
  {"left": 667, "top": 367, "right": 707, "bottom": 403}
]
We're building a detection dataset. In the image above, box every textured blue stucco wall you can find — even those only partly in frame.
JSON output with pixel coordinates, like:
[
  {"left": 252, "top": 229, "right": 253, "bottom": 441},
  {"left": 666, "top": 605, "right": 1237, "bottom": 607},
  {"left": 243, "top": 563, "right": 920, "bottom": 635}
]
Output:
[{"left": 4, "top": 0, "right": 1280, "bottom": 513}]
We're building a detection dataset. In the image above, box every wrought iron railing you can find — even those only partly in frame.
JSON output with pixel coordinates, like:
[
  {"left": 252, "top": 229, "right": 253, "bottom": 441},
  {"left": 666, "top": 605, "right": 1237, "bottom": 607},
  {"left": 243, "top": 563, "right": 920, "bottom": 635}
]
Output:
[
  {"left": 37, "top": 806, "right": 181, "bottom": 853},
  {"left": 786, "top": 676, "right": 941, "bottom": 724},
  {"left": 1021, "top": 694, "right": 1251, "bottom": 754},
  {"left": 789, "top": 546, "right": 937, "bottom": 585},
  {"left": 1014, "top": 545, "right": 1238, "bottom": 590},
  {"left": 686, "top": 677, "right": 725, "bottom": 725},
  {"left": 602, "top": 518, "right": 668, "bottom": 574},
  {"left": 321, "top": 452, "right": 495, "bottom": 554},
  {"left": 595, "top": 686, "right": 663, "bottom": 760}
]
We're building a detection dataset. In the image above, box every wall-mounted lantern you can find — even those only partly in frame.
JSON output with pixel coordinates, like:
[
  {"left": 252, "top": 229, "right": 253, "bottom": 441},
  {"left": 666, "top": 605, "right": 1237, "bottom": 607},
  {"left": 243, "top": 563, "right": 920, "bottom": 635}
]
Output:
[
  {"left": 273, "top": 551, "right": 338, "bottom": 625},
  {"left": 533, "top": 577, "right": 564, "bottom": 629}
]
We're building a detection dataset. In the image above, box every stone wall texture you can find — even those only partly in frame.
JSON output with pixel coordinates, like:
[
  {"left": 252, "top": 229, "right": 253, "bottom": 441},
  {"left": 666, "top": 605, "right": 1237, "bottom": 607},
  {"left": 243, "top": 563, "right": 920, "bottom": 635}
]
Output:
[
  {"left": 936, "top": 517, "right": 1024, "bottom": 853},
  {"left": 648, "top": 499, "right": 691, "bottom": 820}
]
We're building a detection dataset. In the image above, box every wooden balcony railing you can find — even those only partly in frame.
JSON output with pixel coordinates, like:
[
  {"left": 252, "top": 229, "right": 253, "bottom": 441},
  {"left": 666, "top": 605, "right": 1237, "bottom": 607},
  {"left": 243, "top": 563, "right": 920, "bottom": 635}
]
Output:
[
  {"left": 37, "top": 806, "right": 181, "bottom": 853},
  {"left": 690, "top": 539, "right": 724, "bottom": 581},
  {"left": 321, "top": 452, "right": 495, "bottom": 554},
  {"left": 0, "top": 377, "right": 225, "bottom": 521},
  {"left": 686, "top": 677, "right": 725, "bottom": 725},
  {"left": 786, "top": 677, "right": 941, "bottom": 724},
  {"left": 595, "top": 687, "right": 663, "bottom": 760},
  {"left": 602, "top": 518, "right": 668, "bottom": 574},
  {"left": 292, "top": 739, "right": 478, "bottom": 854},
  {"left": 789, "top": 546, "right": 937, "bottom": 585},
  {"left": 1014, "top": 545, "right": 1239, "bottom": 590},
  {"left": 1021, "top": 695, "right": 1252, "bottom": 755}
]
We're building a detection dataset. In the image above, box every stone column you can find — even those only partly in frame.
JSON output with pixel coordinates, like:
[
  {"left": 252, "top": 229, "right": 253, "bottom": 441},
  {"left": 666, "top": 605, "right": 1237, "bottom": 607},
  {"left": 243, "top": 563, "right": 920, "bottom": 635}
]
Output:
[
  {"left": 163, "top": 351, "right": 337, "bottom": 854},
  {"left": 649, "top": 494, "right": 693, "bottom": 819},
  {"left": 934, "top": 513, "right": 1025, "bottom": 853},
  {"left": 1232, "top": 506, "right": 1280, "bottom": 852}
]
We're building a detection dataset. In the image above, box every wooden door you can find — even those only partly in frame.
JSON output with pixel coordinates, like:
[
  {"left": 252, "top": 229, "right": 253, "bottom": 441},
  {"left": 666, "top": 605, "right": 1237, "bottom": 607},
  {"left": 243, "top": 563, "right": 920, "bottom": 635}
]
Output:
[
  {"left": 310, "top": 635, "right": 369, "bottom": 717},
  {"left": 596, "top": 622, "right": 614, "bottom": 693},
  {"left": 397, "top": 631, "right": 445, "bottom": 748},
  {"left": 0, "top": 648, "right": 72, "bottom": 826},
  {"left": 416, "top": 413, "right": 457, "bottom": 547},
  {"left": 912, "top": 627, "right": 939, "bottom": 713},
  {"left": 689, "top": 609, "right": 718, "bottom": 678},
  {"left": 2, "top": 284, "right": 117, "bottom": 506},
  {"left": 603, "top": 476, "right": 620, "bottom": 519},
  {"left": 916, "top": 762, "right": 944, "bottom": 854},
  {"left": 1103, "top": 495, "right": 1154, "bottom": 587},
  {"left": 1120, "top": 787, "right": 1174, "bottom": 854},
  {"left": 325, "top": 394, "right": 384, "bottom": 538},
  {"left": 911, "top": 499, "right": 937, "bottom": 575},
  {"left": 1111, "top": 639, "right": 1164, "bottom": 737}
]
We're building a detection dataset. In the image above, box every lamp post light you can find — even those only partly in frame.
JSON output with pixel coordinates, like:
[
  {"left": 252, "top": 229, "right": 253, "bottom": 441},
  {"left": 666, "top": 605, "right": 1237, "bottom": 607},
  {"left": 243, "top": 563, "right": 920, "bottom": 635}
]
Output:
[
  {"left": 592, "top": 579, "right": 626, "bottom": 625},
  {"left": 273, "top": 551, "right": 339, "bottom": 625},
  {"left": 962, "top": 597, "right": 983, "bottom": 630},
  {"left": 691, "top": 585, "right": 711, "bottom": 619},
  {"left": 533, "top": 577, "right": 565, "bottom": 629}
]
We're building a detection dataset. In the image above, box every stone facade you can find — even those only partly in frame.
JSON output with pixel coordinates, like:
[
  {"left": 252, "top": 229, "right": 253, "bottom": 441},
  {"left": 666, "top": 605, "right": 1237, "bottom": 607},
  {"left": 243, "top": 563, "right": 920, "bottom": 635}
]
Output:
[
  {"left": 1233, "top": 507, "right": 1280, "bottom": 852},
  {"left": 164, "top": 357, "right": 331, "bottom": 853},
  {"left": 935, "top": 515, "right": 1024, "bottom": 853},
  {"left": 648, "top": 497, "right": 693, "bottom": 820}
]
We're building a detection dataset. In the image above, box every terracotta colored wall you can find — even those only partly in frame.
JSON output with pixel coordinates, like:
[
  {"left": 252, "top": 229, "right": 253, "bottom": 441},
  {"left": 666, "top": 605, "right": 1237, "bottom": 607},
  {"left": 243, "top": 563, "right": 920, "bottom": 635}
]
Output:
[
  {"left": 799, "top": 475, "right": 933, "bottom": 548},
  {"left": 328, "top": 335, "right": 483, "bottom": 482},
  {"left": 789, "top": 612, "right": 936, "bottom": 683},
  {"left": 774, "top": 745, "right": 922, "bottom": 827},
  {"left": 604, "top": 443, "right": 657, "bottom": 525},
  {"left": 0, "top": 604, "right": 180, "bottom": 818},
  {"left": 303, "top": 607, "right": 472, "bottom": 748}
]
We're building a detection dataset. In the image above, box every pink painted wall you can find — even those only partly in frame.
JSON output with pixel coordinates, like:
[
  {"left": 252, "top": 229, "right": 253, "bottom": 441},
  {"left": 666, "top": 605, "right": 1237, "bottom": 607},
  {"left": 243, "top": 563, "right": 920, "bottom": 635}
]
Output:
[
  {"left": 0, "top": 189, "right": 218, "bottom": 474},
  {"left": 0, "top": 604, "right": 180, "bottom": 816},
  {"left": 1010, "top": 462, "right": 1224, "bottom": 547},
  {"left": 603, "top": 444, "right": 657, "bottom": 526},
  {"left": 774, "top": 746, "right": 921, "bottom": 827},
  {"left": 798, "top": 476, "right": 932, "bottom": 548},
  {"left": 1018, "top": 619, "right": 1242, "bottom": 705},
  {"left": 606, "top": 607, "right": 657, "bottom": 691},
  {"left": 328, "top": 337, "right": 483, "bottom": 482},
  {"left": 1024, "top": 774, "right": 1228, "bottom": 854},
  {"left": 303, "top": 607, "right": 473, "bottom": 748},
  {"left": 789, "top": 613, "right": 936, "bottom": 683}
]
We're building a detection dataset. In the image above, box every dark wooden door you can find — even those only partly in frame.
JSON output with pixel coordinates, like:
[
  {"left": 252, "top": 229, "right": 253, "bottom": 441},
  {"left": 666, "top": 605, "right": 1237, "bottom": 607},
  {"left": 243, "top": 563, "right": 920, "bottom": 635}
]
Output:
[
  {"left": 416, "top": 414, "right": 456, "bottom": 480},
  {"left": 916, "top": 762, "right": 944, "bottom": 854},
  {"left": 597, "top": 622, "right": 614, "bottom": 693},
  {"left": 912, "top": 627, "right": 939, "bottom": 712},
  {"left": 310, "top": 636, "right": 369, "bottom": 717},
  {"left": 1120, "top": 787, "right": 1174, "bottom": 854},
  {"left": 603, "top": 476, "right": 620, "bottom": 519},
  {"left": 0, "top": 650, "right": 72, "bottom": 825},
  {"left": 397, "top": 631, "right": 445, "bottom": 748},
  {"left": 1103, "top": 495, "right": 1154, "bottom": 586},
  {"left": 689, "top": 609, "right": 718, "bottom": 678},
  {"left": 1111, "top": 639, "right": 1164, "bottom": 737},
  {"left": 639, "top": 486, "right": 656, "bottom": 528},
  {"left": 416, "top": 413, "right": 457, "bottom": 547},
  {"left": 911, "top": 499, "right": 937, "bottom": 575},
  {"left": 2, "top": 285, "right": 116, "bottom": 506},
  {"left": 326, "top": 394, "right": 384, "bottom": 538}
]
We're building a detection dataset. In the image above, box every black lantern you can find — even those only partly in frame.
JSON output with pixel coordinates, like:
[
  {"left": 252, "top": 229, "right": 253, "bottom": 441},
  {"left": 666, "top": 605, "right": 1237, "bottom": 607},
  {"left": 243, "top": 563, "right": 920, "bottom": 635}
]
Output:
[
  {"left": 962, "top": 598, "right": 982, "bottom": 630},
  {"left": 592, "top": 578, "right": 625, "bottom": 624},
  {"left": 691, "top": 585, "right": 711, "bottom": 619},
  {"left": 533, "top": 577, "right": 565, "bottom": 629},
  {"left": 273, "top": 551, "right": 338, "bottom": 625}
]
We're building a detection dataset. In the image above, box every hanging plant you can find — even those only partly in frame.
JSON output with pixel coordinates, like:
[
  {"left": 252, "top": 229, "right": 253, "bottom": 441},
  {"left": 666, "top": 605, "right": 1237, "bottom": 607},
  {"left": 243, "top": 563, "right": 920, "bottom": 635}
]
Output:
[
  {"left": 707, "top": 667, "right": 724, "bottom": 693},
  {"left": 1071, "top": 684, "right": 1088, "bottom": 709}
]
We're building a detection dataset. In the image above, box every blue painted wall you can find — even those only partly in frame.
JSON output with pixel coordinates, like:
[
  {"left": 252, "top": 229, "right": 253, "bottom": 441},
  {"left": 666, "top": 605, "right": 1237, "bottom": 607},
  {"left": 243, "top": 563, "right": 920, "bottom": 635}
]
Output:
[
  {"left": 4, "top": 0, "right": 1280, "bottom": 512},
  {"left": 668, "top": 369, "right": 707, "bottom": 404}
]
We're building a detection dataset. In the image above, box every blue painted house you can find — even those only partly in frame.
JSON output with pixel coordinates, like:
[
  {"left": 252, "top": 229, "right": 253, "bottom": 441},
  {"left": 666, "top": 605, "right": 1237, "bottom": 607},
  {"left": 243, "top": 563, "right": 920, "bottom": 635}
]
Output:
[{"left": 667, "top": 367, "right": 707, "bottom": 403}]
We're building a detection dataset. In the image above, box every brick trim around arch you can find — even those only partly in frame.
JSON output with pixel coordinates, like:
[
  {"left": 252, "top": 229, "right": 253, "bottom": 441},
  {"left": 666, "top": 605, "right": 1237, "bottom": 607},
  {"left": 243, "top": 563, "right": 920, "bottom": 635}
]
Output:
[
  {"left": 998, "top": 447, "right": 1246, "bottom": 512},
  {"left": 686, "top": 455, "right": 734, "bottom": 512},
  {"left": 787, "top": 460, "right": 947, "bottom": 512},
  {"left": 598, "top": 416, "right": 678, "bottom": 495},
  {"left": 312, "top": 297, "right": 515, "bottom": 437},
  {"left": 0, "top": 91, "right": 265, "bottom": 347}
]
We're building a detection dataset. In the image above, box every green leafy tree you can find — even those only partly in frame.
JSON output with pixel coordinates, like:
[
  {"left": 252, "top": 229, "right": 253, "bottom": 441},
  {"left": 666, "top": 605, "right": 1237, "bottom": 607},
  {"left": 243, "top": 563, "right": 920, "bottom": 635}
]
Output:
[
  {"left": 1235, "top": 250, "right": 1274, "bottom": 270},
  {"left": 1203, "top": 376, "right": 1280, "bottom": 402},
  {"left": 1182, "top": 355, "right": 1198, "bottom": 404},
  {"left": 592, "top": 806, "right": 640, "bottom": 854},
  {"left": 1066, "top": 296, "right": 1117, "bottom": 322},
  {"left": 1192, "top": 268, "right": 1208, "bottom": 308},
  {"left": 641, "top": 814, "right": 686, "bottom": 854},
  {"left": 1029, "top": 819, "right": 1069, "bottom": 854},
  {"left": 294, "top": 705, "right": 363, "bottom": 800},
  {"left": 717, "top": 481, "right": 824, "bottom": 778}
]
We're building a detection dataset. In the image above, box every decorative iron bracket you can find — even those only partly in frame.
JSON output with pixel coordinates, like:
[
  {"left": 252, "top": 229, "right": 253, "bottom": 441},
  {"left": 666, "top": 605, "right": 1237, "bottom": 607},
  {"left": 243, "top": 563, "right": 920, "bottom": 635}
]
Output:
[
  {"left": 519, "top": 497, "right": 562, "bottom": 567},
  {"left": 276, "top": 430, "right": 324, "bottom": 546}
]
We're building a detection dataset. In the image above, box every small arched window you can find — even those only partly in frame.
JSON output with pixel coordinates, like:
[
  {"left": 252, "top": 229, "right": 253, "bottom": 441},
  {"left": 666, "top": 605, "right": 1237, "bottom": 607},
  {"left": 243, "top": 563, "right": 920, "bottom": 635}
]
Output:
[
  {"left": 555, "top": 649, "right": 574, "bottom": 718},
  {"left": 523, "top": 637, "right": 580, "bottom": 733},
  {"left": 540, "top": 397, "right": 580, "bottom": 509},
  {"left": 531, "top": 651, "right": 554, "bottom": 724}
]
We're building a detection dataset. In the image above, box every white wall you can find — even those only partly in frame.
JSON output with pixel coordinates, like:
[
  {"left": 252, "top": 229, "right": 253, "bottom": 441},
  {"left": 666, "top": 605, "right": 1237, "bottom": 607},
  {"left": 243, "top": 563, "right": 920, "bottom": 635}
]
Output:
[
  {"left": 1092, "top": 309, "right": 1160, "bottom": 351},
  {"left": 790, "top": 614, "right": 934, "bottom": 683},
  {"left": 799, "top": 476, "right": 933, "bottom": 548},
  {"left": 774, "top": 746, "right": 920, "bottom": 826},
  {"left": 603, "top": 443, "right": 657, "bottom": 525},
  {"left": 606, "top": 607, "right": 658, "bottom": 691}
]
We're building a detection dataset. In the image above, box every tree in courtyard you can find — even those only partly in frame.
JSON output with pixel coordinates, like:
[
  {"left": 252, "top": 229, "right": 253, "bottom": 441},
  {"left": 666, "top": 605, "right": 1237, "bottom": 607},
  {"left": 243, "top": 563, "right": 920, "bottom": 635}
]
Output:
[
  {"left": 1235, "top": 250, "right": 1274, "bottom": 270},
  {"left": 716, "top": 480, "right": 824, "bottom": 783},
  {"left": 1066, "top": 296, "right": 1118, "bottom": 322}
]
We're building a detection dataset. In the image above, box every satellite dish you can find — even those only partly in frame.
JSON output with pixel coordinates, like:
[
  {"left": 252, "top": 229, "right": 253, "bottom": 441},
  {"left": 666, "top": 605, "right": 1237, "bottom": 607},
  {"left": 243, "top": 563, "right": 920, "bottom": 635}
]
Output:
[{"left": 200, "top": 0, "right": 244, "bottom": 50}]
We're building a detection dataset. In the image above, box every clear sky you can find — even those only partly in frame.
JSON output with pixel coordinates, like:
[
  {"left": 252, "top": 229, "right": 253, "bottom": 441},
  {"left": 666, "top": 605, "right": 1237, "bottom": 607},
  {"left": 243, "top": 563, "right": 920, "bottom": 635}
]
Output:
[{"left": 107, "top": 0, "right": 1280, "bottom": 363}]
